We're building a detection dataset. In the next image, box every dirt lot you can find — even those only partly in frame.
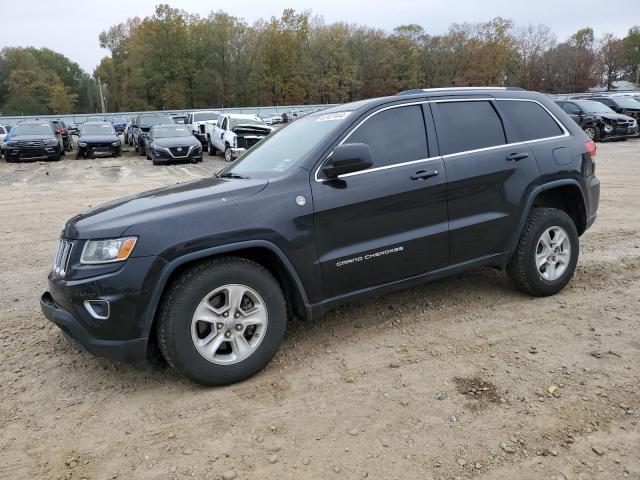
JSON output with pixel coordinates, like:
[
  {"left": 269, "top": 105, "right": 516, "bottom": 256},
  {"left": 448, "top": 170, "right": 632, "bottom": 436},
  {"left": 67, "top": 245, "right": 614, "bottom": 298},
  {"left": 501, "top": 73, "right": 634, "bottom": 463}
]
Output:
[{"left": 0, "top": 139, "right": 639, "bottom": 480}]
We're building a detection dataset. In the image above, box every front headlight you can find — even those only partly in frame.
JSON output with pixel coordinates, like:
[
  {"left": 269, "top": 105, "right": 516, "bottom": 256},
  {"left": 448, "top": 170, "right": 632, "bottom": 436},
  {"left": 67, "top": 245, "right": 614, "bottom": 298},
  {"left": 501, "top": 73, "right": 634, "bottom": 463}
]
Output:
[
  {"left": 112, "top": 141, "right": 120, "bottom": 146},
  {"left": 77, "top": 141, "right": 87, "bottom": 147},
  {"left": 80, "top": 237, "right": 137, "bottom": 264},
  {"left": 603, "top": 123, "right": 613, "bottom": 132},
  {"left": 46, "top": 139, "right": 59, "bottom": 146}
]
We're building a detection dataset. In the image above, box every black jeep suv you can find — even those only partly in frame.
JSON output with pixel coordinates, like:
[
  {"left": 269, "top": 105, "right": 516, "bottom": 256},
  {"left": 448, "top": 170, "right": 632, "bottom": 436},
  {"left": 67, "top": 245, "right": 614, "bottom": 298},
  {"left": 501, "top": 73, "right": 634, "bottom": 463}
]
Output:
[
  {"left": 555, "top": 99, "right": 638, "bottom": 141},
  {"left": 41, "top": 88, "right": 600, "bottom": 386},
  {"left": 5, "top": 121, "right": 64, "bottom": 162}
]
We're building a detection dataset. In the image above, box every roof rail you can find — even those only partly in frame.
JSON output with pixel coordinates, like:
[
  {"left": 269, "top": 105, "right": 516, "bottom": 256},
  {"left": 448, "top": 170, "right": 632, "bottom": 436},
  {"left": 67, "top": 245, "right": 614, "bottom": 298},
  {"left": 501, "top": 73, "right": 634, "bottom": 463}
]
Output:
[{"left": 396, "top": 86, "right": 525, "bottom": 96}]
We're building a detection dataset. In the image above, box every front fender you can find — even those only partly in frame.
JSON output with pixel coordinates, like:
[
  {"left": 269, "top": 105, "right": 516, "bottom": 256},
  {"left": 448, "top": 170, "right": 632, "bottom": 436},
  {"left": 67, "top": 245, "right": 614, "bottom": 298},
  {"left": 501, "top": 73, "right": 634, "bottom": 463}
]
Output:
[{"left": 138, "top": 239, "right": 310, "bottom": 341}]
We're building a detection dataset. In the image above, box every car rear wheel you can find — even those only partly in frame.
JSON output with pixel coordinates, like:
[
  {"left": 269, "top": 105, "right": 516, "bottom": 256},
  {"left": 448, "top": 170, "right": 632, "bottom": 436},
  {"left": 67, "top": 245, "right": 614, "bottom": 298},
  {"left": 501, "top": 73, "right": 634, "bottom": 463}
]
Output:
[
  {"left": 507, "top": 207, "right": 579, "bottom": 296},
  {"left": 584, "top": 125, "right": 600, "bottom": 141},
  {"left": 207, "top": 137, "right": 216, "bottom": 156},
  {"left": 156, "top": 257, "right": 287, "bottom": 386}
]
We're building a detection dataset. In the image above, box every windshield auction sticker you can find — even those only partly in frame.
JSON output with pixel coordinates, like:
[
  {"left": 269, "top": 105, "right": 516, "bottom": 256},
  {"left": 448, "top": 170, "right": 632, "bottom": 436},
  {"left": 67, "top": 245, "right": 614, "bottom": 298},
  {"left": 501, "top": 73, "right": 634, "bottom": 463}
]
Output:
[{"left": 316, "top": 112, "right": 351, "bottom": 122}]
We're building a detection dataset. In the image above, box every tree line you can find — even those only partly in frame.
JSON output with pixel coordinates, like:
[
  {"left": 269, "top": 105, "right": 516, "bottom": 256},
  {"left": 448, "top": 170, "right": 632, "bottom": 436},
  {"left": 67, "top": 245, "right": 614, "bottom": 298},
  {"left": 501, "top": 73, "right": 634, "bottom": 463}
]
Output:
[{"left": 1, "top": 5, "right": 639, "bottom": 115}]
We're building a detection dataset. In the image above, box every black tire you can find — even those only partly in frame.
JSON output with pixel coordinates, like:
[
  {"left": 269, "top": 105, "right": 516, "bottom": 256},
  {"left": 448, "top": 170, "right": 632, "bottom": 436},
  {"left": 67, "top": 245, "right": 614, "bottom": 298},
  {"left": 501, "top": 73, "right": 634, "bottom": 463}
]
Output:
[
  {"left": 507, "top": 207, "right": 579, "bottom": 297},
  {"left": 75, "top": 150, "right": 82, "bottom": 160},
  {"left": 156, "top": 257, "right": 287, "bottom": 386},
  {"left": 138, "top": 142, "right": 145, "bottom": 156},
  {"left": 224, "top": 145, "right": 233, "bottom": 162},
  {"left": 146, "top": 147, "right": 151, "bottom": 160},
  {"left": 49, "top": 153, "right": 61, "bottom": 162},
  {"left": 207, "top": 136, "right": 216, "bottom": 156},
  {"left": 584, "top": 125, "right": 600, "bottom": 141},
  {"left": 152, "top": 158, "right": 162, "bottom": 166}
]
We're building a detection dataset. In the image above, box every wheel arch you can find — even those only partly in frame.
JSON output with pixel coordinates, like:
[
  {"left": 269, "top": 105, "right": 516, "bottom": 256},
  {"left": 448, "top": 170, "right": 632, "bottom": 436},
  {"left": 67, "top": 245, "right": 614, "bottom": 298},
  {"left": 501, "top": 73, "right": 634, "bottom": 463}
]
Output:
[
  {"left": 142, "top": 240, "right": 311, "bottom": 346},
  {"left": 510, "top": 180, "right": 587, "bottom": 253}
]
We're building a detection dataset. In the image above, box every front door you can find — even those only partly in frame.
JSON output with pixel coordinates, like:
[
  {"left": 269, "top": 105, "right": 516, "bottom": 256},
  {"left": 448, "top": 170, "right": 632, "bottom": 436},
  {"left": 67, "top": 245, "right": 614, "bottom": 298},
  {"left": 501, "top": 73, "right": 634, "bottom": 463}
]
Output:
[{"left": 311, "top": 103, "right": 449, "bottom": 299}]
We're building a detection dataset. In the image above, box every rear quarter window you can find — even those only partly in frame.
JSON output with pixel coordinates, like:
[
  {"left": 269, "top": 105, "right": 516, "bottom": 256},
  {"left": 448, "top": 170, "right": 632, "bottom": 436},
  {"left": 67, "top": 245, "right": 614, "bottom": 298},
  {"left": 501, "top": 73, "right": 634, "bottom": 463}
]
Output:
[
  {"left": 498, "top": 100, "right": 564, "bottom": 141},
  {"left": 435, "top": 100, "right": 506, "bottom": 155}
]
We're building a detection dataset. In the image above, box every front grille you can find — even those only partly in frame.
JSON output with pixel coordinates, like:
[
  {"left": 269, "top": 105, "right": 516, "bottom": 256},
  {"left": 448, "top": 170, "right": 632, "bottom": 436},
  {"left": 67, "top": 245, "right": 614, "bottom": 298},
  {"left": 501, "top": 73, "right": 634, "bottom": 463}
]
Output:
[
  {"left": 169, "top": 146, "right": 190, "bottom": 157},
  {"left": 236, "top": 136, "right": 264, "bottom": 149},
  {"left": 616, "top": 119, "right": 632, "bottom": 127},
  {"left": 17, "top": 140, "right": 45, "bottom": 148},
  {"left": 53, "top": 239, "right": 74, "bottom": 277}
]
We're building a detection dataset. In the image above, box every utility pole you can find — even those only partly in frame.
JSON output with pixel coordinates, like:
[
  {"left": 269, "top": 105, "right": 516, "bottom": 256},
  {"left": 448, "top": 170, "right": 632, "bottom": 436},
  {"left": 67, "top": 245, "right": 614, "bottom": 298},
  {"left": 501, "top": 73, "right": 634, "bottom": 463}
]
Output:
[
  {"left": 97, "top": 77, "right": 106, "bottom": 113},
  {"left": 636, "top": 47, "right": 639, "bottom": 87}
]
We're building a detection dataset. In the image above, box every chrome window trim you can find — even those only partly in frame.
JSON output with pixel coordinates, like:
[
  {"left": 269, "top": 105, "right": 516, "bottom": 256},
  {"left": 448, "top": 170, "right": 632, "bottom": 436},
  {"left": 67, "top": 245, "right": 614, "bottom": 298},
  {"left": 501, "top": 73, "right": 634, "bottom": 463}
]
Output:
[{"left": 314, "top": 97, "right": 569, "bottom": 182}]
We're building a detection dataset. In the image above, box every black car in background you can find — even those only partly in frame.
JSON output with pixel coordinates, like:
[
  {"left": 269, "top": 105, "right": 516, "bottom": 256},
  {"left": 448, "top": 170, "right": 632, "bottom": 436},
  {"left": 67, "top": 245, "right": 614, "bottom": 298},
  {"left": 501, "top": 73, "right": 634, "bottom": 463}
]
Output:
[
  {"left": 143, "top": 124, "right": 203, "bottom": 165},
  {"left": 555, "top": 99, "right": 638, "bottom": 141},
  {"left": 4, "top": 121, "right": 64, "bottom": 162},
  {"left": 51, "top": 120, "right": 72, "bottom": 151},
  {"left": 583, "top": 96, "right": 640, "bottom": 122},
  {"left": 76, "top": 122, "right": 121, "bottom": 159},
  {"left": 133, "top": 114, "right": 176, "bottom": 155}
]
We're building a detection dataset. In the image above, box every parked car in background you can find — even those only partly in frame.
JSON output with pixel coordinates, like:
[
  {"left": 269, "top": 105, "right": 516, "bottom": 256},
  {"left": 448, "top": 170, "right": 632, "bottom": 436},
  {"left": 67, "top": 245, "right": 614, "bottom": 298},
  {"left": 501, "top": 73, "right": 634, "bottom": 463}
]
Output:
[
  {"left": 1, "top": 124, "right": 18, "bottom": 156},
  {"left": 0, "top": 125, "right": 7, "bottom": 158},
  {"left": 4, "top": 121, "right": 64, "bottom": 162},
  {"left": 66, "top": 123, "right": 79, "bottom": 136},
  {"left": 171, "top": 114, "right": 188, "bottom": 124},
  {"left": 76, "top": 121, "right": 121, "bottom": 159},
  {"left": 581, "top": 96, "right": 640, "bottom": 122},
  {"left": 143, "top": 124, "right": 203, "bottom": 165},
  {"left": 187, "top": 111, "right": 221, "bottom": 151},
  {"left": 208, "top": 113, "right": 272, "bottom": 161},
  {"left": 555, "top": 99, "right": 638, "bottom": 141},
  {"left": 111, "top": 117, "right": 128, "bottom": 134},
  {"left": 261, "top": 114, "right": 282, "bottom": 125},
  {"left": 133, "top": 114, "right": 176, "bottom": 155},
  {"left": 51, "top": 120, "right": 72, "bottom": 151}
]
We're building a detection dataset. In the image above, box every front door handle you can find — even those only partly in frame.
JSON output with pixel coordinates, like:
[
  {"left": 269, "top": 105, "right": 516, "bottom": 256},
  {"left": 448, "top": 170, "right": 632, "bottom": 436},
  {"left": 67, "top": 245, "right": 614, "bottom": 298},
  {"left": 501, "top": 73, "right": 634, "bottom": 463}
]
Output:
[
  {"left": 506, "top": 152, "right": 529, "bottom": 162},
  {"left": 411, "top": 169, "right": 439, "bottom": 180}
]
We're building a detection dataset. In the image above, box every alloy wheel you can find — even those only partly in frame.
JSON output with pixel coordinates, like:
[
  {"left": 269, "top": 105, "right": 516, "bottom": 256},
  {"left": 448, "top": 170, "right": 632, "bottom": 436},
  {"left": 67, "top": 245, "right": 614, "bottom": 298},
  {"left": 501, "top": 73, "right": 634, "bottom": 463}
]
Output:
[
  {"left": 191, "top": 284, "right": 268, "bottom": 365},
  {"left": 535, "top": 226, "right": 571, "bottom": 281}
]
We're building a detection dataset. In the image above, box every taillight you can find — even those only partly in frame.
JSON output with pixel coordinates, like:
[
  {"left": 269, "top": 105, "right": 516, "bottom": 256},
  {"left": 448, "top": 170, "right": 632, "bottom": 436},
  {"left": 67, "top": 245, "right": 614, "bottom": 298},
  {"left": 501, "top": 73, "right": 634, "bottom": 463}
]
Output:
[{"left": 585, "top": 140, "right": 596, "bottom": 158}]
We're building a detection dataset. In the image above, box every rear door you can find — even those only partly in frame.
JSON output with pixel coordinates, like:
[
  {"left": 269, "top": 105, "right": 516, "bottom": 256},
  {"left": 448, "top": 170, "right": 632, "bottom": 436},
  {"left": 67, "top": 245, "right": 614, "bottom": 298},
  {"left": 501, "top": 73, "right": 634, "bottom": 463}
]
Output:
[
  {"left": 311, "top": 103, "right": 449, "bottom": 298},
  {"left": 431, "top": 98, "right": 540, "bottom": 264}
]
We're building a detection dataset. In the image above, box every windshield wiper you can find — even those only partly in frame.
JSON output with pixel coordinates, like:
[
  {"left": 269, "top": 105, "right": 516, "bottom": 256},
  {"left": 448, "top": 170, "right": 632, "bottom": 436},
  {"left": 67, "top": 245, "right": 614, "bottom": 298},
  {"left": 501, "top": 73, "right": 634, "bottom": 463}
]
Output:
[{"left": 216, "top": 172, "right": 250, "bottom": 179}]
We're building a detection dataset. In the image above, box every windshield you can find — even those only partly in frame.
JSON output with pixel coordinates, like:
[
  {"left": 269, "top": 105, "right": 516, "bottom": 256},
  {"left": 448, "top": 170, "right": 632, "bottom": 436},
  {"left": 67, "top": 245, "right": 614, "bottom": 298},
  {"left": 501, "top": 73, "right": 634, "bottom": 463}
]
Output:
[
  {"left": 230, "top": 117, "right": 265, "bottom": 128},
  {"left": 153, "top": 126, "right": 191, "bottom": 138},
  {"left": 612, "top": 97, "right": 640, "bottom": 108},
  {"left": 82, "top": 124, "right": 116, "bottom": 135},
  {"left": 13, "top": 123, "right": 54, "bottom": 136},
  {"left": 141, "top": 115, "right": 175, "bottom": 127},
  {"left": 219, "top": 111, "right": 351, "bottom": 179},
  {"left": 578, "top": 100, "right": 615, "bottom": 114},
  {"left": 193, "top": 112, "right": 219, "bottom": 122}
]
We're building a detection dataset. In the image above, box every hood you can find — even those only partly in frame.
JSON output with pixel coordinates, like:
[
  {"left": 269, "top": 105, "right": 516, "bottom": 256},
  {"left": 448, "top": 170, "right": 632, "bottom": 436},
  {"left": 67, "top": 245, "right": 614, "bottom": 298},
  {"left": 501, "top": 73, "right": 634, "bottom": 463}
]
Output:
[
  {"left": 63, "top": 176, "right": 268, "bottom": 239},
  {"left": 597, "top": 113, "right": 635, "bottom": 122},
  {"left": 231, "top": 125, "right": 272, "bottom": 135},
  {"left": 79, "top": 134, "right": 119, "bottom": 144},
  {"left": 153, "top": 137, "right": 200, "bottom": 148},
  {"left": 10, "top": 134, "right": 56, "bottom": 141}
]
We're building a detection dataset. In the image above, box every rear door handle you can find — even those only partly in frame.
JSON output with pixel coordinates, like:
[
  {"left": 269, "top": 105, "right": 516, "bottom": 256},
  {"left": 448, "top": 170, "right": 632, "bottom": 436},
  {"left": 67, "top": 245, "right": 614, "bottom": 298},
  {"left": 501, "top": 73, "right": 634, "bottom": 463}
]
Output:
[
  {"left": 506, "top": 152, "right": 529, "bottom": 162},
  {"left": 411, "top": 169, "right": 439, "bottom": 180}
]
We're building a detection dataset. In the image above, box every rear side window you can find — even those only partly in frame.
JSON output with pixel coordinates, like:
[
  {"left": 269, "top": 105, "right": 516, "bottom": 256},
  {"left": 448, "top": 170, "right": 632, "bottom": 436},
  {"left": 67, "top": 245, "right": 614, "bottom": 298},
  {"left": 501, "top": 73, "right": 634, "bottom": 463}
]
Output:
[
  {"left": 498, "top": 100, "right": 564, "bottom": 141},
  {"left": 435, "top": 101, "right": 505, "bottom": 155},
  {"left": 345, "top": 105, "right": 428, "bottom": 168}
]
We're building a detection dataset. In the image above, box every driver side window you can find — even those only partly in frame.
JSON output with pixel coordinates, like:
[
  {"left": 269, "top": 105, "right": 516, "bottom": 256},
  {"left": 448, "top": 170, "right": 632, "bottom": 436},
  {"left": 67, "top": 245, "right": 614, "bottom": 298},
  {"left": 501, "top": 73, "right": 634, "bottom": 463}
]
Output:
[{"left": 344, "top": 105, "right": 428, "bottom": 169}]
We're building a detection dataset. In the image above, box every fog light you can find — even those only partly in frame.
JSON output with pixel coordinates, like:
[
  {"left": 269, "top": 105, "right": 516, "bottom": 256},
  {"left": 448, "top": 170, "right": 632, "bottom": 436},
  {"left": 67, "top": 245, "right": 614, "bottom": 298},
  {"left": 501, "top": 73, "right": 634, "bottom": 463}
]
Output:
[{"left": 84, "top": 300, "right": 110, "bottom": 320}]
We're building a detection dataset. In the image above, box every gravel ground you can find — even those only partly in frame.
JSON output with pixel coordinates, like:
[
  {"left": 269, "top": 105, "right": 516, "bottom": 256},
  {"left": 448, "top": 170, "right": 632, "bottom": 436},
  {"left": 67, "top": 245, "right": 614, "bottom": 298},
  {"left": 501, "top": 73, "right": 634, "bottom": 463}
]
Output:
[{"left": 0, "top": 139, "right": 639, "bottom": 480}]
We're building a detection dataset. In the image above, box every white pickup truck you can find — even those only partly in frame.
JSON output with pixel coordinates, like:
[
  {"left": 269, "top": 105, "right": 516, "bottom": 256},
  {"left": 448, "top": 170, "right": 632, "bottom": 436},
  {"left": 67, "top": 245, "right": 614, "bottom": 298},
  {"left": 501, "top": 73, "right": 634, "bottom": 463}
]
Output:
[
  {"left": 205, "top": 113, "right": 273, "bottom": 161},
  {"left": 186, "top": 111, "right": 221, "bottom": 151}
]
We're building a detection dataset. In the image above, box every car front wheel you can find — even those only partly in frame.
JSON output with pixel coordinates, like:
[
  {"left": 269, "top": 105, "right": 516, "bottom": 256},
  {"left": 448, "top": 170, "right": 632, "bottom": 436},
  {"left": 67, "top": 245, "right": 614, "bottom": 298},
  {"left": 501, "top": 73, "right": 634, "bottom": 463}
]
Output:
[
  {"left": 584, "top": 125, "right": 600, "bottom": 141},
  {"left": 507, "top": 207, "right": 579, "bottom": 296},
  {"left": 224, "top": 146, "right": 233, "bottom": 162},
  {"left": 156, "top": 257, "right": 287, "bottom": 386}
]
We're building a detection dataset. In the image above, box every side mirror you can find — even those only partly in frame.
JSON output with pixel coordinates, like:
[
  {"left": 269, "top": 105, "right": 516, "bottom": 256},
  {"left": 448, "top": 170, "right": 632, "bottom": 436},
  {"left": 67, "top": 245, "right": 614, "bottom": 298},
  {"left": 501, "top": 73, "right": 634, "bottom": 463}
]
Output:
[{"left": 322, "top": 143, "right": 373, "bottom": 179}]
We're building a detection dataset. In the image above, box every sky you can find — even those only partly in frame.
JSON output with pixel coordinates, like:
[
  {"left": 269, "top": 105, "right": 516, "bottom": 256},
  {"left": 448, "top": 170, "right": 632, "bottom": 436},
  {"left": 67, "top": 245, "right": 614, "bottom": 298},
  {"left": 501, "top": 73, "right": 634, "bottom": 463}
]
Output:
[{"left": 0, "top": 0, "right": 638, "bottom": 73}]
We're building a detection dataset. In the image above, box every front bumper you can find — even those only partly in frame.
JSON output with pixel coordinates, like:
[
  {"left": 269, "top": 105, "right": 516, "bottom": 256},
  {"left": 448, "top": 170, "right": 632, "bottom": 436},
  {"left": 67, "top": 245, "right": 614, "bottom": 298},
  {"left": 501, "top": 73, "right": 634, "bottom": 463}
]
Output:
[
  {"left": 78, "top": 144, "right": 120, "bottom": 157},
  {"left": 601, "top": 125, "right": 639, "bottom": 140},
  {"left": 41, "top": 255, "right": 159, "bottom": 364},
  {"left": 41, "top": 292, "right": 147, "bottom": 363},
  {"left": 5, "top": 146, "right": 60, "bottom": 160},
  {"left": 230, "top": 147, "right": 246, "bottom": 159},
  {"left": 151, "top": 146, "right": 203, "bottom": 163}
]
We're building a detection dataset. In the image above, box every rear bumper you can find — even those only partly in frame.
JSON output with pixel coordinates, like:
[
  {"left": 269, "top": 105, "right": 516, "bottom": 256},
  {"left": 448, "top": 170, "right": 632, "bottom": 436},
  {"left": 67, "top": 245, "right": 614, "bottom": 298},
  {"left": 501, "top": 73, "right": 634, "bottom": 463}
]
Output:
[
  {"left": 41, "top": 292, "right": 147, "bottom": 364},
  {"left": 585, "top": 175, "right": 600, "bottom": 230}
]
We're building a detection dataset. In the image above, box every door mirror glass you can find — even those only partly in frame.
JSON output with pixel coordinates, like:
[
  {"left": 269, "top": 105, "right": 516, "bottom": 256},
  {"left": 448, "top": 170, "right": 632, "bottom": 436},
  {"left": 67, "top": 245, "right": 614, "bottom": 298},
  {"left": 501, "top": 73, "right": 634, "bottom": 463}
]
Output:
[{"left": 322, "top": 143, "right": 373, "bottom": 179}]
